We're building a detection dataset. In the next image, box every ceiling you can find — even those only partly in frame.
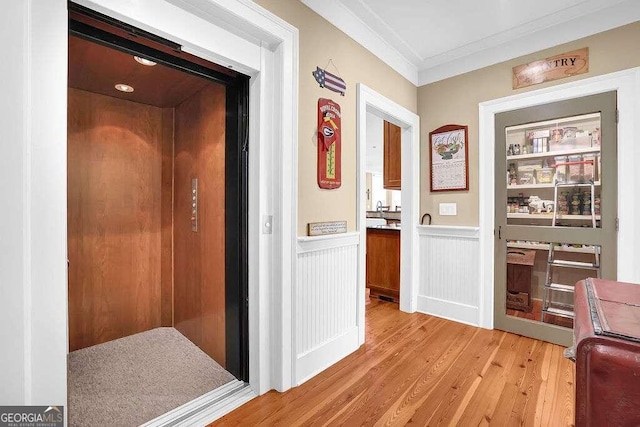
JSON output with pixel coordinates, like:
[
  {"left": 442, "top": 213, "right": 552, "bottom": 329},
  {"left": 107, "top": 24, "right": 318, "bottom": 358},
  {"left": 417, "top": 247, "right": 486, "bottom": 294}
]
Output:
[
  {"left": 301, "top": 0, "right": 640, "bottom": 86},
  {"left": 69, "top": 35, "right": 213, "bottom": 108}
]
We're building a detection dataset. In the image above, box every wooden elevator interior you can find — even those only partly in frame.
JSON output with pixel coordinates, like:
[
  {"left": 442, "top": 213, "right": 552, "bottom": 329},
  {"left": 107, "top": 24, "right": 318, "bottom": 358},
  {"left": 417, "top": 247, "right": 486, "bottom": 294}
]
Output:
[{"left": 66, "top": 26, "right": 245, "bottom": 374}]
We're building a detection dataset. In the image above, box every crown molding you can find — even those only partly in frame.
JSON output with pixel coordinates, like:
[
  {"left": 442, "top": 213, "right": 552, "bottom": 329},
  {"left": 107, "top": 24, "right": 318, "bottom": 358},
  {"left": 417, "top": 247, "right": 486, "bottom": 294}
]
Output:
[
  {"left": 300, "top": 0, "right": 419, "bottom": 86},
  {"left": 302, "top": 0, "right": 640, "bottom": 88},
  {"left": 418, "top": 0, "right": 640, "bottom": 85}
]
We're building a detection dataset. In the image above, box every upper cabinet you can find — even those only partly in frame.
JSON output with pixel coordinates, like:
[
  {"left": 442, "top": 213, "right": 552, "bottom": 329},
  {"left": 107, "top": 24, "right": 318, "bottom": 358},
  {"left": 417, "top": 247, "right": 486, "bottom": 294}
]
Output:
[{"left": 383, "top": 120, "right": 401, "bottom": 190}]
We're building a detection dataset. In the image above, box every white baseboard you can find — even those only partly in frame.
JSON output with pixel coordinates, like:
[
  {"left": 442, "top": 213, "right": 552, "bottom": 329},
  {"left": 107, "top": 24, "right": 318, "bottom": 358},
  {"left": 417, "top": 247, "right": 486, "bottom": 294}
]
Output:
[
  {"left": 416, "top": 296, "right": 479, "bottom": 327},
  {"left": 296, "top": 327, "right": 359, "bottom": 385}
]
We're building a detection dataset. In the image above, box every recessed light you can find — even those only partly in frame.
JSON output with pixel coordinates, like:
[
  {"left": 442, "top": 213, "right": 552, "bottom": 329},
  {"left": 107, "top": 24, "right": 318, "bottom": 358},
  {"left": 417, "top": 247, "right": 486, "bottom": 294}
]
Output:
[
  {"left": 134, "top": 56, "right": 157, "bottom": 66},
  {"left": 115, "top": 83, "right": 134, "bottom": 93}
]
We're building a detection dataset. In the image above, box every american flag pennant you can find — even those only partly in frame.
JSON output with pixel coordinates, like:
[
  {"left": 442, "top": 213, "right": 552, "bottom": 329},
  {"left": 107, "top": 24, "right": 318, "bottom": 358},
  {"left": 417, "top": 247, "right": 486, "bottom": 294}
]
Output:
[{"left": 312, "top": 66, "right": 346, "bottom": 95}]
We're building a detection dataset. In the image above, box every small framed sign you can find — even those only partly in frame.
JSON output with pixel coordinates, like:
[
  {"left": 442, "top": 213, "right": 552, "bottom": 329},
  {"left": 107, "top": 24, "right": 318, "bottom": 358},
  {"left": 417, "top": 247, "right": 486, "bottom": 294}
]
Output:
[
  {"left": 307, "top": 221, "right": 347, "bottom": 236},
  {"left": 429, "top": 124, "right": 469, "bottom": 192}
]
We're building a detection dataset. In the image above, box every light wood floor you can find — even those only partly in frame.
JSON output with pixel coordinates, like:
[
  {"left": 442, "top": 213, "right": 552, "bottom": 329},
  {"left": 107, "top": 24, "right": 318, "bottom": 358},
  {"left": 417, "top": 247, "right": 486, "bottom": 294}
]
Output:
[{"left": 213, "top": 299, "right": 575, "bottom": 426}]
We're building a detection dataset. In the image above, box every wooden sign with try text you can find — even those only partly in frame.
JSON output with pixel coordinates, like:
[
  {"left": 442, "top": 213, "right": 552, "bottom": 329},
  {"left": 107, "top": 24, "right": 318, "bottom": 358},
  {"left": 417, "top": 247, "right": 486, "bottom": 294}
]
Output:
[{"left": 512, "top": 48, "right": 589, "bottom": 89}]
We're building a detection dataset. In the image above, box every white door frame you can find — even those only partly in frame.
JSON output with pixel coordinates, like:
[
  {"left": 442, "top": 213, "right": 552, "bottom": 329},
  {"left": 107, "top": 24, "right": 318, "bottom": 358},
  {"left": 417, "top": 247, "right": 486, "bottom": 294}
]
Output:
[
  {"left": 356, "top": 84, "right": 420, "bottom": 338},
  {"left": 23, "top": 0, "right": 298, "bottom": 407},
  {"left": 478, "top": 68, "right": 640, "bottom": 329}
]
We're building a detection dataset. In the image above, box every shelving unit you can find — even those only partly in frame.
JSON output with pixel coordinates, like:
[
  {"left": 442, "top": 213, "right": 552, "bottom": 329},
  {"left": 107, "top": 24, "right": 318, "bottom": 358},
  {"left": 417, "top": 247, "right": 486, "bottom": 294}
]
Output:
[
  {"left": 501, "top": 109, "right": 610, "bottom": 326},
  {"left": 507, "top": 242, "right": 599, "bottom": 254},
  {"left": 506, "top": 146, "right": 600, "bottom": 162},
  {"left": 507, "top": 213, "right": 600, "bottom": 220},
  {"left": 506, "top": 112, "right": 602, "bottom": 230},
  {"left": 508, "top": 180, "right": 600, "bottom": 190}
]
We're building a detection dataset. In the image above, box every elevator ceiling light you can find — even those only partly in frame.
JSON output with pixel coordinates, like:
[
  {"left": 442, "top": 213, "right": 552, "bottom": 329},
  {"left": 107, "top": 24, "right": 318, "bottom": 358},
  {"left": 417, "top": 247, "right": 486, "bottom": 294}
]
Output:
[
  {"left": 115, "top": 83, "right": 134, "bottom": 93},
  {"left": 134, "top": 56, "right": 157, "bottom": 66}
]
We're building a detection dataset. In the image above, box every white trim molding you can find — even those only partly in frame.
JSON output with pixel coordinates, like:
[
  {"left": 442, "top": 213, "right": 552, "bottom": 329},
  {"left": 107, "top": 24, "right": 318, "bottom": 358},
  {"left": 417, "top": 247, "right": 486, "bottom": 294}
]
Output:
[
  {"left": 297, "top": 232, "right": 360, "bottom": 254},
  {"left": 479, "top": 67, "right": 640, "bottom": 330},
  {"left": 416, "top": 226, "right": 481, "bottom": 327},
  {"left": 301, "top": 0, "right": 640, "bottom": 86},
  {"left": 356, "top": 84, "right": 421, "bottom": 344},
  {"left": 300, "top": 0, "right": 418, "bottom": 85}
]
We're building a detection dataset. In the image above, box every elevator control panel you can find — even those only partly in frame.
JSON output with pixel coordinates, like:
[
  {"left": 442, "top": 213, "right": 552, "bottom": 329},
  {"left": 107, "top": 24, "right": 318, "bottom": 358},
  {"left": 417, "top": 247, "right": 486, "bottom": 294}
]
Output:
[{"left": 191, "top": 178, "right": 198, "bottom": 232}]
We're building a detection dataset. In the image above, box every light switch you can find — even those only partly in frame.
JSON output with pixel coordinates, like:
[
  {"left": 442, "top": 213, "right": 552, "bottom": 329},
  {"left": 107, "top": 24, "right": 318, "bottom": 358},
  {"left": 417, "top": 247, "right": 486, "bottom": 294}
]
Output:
[{"left": 439, "top": 203, "right": 457, "bottom": 216}]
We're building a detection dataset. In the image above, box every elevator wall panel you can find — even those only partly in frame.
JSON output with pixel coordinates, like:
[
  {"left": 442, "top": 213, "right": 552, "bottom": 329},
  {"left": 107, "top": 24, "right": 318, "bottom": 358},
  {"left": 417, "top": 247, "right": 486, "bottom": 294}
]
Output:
[
  {"left": 67, "top": 88, "right": 167, "bottom": 351},
  {"left": 173, "top": 83, "right": 227, "bottom": 366}
]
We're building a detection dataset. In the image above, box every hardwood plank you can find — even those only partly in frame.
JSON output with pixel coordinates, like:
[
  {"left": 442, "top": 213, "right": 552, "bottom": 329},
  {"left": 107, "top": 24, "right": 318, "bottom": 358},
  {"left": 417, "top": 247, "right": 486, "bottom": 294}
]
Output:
[{"left": 214, "top": 300, "right": 575, "bottom": 426}]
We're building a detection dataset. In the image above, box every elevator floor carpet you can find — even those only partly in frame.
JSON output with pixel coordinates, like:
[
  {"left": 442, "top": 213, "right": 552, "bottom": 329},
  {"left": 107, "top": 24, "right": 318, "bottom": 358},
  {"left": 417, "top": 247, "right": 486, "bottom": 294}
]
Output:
[{"left": 68, "top": 327, "right": 236, "bottom": 427}]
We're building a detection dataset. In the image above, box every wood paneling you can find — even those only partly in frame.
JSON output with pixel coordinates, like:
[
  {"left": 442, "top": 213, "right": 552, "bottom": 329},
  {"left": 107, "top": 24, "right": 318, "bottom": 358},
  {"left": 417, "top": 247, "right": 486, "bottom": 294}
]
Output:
[
  {"left": 67, "top": 88, "right": 167, "bottom": 351},
  {"left": 366, "top": 228, "right": 400, "bottom": 300},
  {"left": 296, "top": 237, "right": 359, "bottom": 382},
  {"left": 383, "top": 120, "right": 401, "bottom": 190},
  {"left": 174, "top": 83, "right": 227, "bottom": 366},
  {"left": 160, "top": 108, "right": 174, "bottom": 326},
  {"left": 215, "top": 299, "right": 575, "bottom": 426}
]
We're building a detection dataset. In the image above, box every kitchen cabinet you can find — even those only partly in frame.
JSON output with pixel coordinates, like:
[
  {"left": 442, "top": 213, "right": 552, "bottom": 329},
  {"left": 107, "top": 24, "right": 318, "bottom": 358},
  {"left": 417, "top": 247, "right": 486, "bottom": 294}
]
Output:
[
  {"left": 383, "top": 120, "right": 401, "bottom": 190},
  {"left": 366, "top": 227, "right": 400, "bottom": 301}
]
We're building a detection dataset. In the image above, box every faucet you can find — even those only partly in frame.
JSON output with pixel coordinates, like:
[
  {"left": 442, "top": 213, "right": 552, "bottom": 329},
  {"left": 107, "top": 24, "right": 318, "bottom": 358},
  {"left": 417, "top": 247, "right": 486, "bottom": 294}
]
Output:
[{"left": 376, "top": 200, "right": 383, "bottom": 212}]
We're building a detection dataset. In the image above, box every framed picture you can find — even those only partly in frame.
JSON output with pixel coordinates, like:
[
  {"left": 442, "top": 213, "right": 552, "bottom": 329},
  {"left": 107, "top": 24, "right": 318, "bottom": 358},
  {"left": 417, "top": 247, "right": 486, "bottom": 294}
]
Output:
[{"left": 429, "top": 124, "right": 469, "bottom": 192}]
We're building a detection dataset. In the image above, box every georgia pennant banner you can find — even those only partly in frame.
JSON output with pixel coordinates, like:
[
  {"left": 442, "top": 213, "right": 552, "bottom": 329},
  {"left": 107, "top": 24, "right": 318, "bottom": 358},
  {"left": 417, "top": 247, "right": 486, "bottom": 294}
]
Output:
[{"left": 317, "top": 98, "right": 342, "bottom": 189}]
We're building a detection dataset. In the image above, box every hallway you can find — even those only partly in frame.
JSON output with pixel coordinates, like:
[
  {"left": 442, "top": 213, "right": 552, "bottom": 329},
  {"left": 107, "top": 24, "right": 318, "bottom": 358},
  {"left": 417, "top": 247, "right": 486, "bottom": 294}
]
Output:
[{"left": 214, "top": 299, "right": 575, "bottom": 426}]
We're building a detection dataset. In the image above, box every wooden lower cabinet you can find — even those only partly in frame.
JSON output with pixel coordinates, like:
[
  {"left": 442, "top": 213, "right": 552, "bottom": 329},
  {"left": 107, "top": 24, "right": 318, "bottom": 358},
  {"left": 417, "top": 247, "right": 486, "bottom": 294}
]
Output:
[{"left": 366, "top": 228, "right": 400, "bottom": 301}]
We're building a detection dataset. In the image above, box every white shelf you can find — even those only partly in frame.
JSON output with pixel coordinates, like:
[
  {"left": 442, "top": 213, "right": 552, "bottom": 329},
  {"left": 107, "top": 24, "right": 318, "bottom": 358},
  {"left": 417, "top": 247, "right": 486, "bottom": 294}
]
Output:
[
  {"left": 508, "top": 180, "right": 601, "bottom": 190},
  {"left": 506, "top": 146, "right": 600, "bottom": 161},
  {"left": 507, "top": 242, "right": 599, "bottom": 254},
  {"left": 505, "top": 112, "right": 601, "bottom": 132},
  {"left": 507, "top": 213, "right": 600, "bottom": 220}
]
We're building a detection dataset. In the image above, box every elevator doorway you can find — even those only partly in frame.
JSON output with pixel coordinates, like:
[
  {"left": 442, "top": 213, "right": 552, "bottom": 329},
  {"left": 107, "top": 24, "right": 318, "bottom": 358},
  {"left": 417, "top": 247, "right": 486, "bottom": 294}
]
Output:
[{"left": 67, "top": 5, "right": 249, "bottom": 425}]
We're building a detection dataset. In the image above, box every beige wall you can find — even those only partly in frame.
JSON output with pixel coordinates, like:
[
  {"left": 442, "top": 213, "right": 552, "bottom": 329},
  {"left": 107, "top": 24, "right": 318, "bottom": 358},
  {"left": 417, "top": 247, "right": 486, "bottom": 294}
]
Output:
[
  {"left": 254, "top": 0, "right": 417, "bottom": 235},
  {"left": 418, "top": 21, "right": 640, "bottom": 226}
]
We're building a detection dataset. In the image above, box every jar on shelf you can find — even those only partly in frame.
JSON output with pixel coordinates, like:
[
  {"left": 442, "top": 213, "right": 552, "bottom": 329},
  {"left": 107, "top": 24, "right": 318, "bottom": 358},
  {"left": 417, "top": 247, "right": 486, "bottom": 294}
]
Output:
[
  {"left": 568, "top": 154, "right": 583, "bottom": 181},
  {"left": 554, "top": 155, "right": 568, "bottom": 182},
  {"left": 583, "top": 153, "right": 596, "bottom": 181},
  {"left": 558, "top": 192, "right": 570, "bottom": 214},
  {"left": 570, "top": 193, "right": 581, "bottom": 215},
  {"left": 508, "top": 163, "right": 518, "bottom": 185}
]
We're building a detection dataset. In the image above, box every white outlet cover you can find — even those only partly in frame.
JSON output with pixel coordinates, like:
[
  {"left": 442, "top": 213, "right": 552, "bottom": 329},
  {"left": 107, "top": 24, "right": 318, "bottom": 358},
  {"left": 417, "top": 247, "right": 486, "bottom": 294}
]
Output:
[{"left": 439, "top": 203, "right": 457, "bottom": 216}]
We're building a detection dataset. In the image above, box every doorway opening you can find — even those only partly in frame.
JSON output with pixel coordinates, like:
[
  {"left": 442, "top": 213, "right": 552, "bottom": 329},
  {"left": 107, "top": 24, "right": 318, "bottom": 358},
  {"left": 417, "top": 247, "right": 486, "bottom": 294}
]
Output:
[
  {"left": 67, "top": 5, "right": 249, "bottom": 425},
  {"left": 356, "top": 84, "right": 420, "bottom": 344},
  {"left": 364, "top": 114, "right": 402, "bottom": 305}
]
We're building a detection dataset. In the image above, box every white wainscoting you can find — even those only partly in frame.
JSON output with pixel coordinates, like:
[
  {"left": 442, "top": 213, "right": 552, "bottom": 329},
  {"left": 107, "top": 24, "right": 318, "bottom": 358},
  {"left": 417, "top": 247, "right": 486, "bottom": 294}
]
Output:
[
  {"left": 417, "top": 226, "right": 481, "bottom": 326},
  {"left": 295, "top": 232, "right": 361, "bottom": 385}
]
